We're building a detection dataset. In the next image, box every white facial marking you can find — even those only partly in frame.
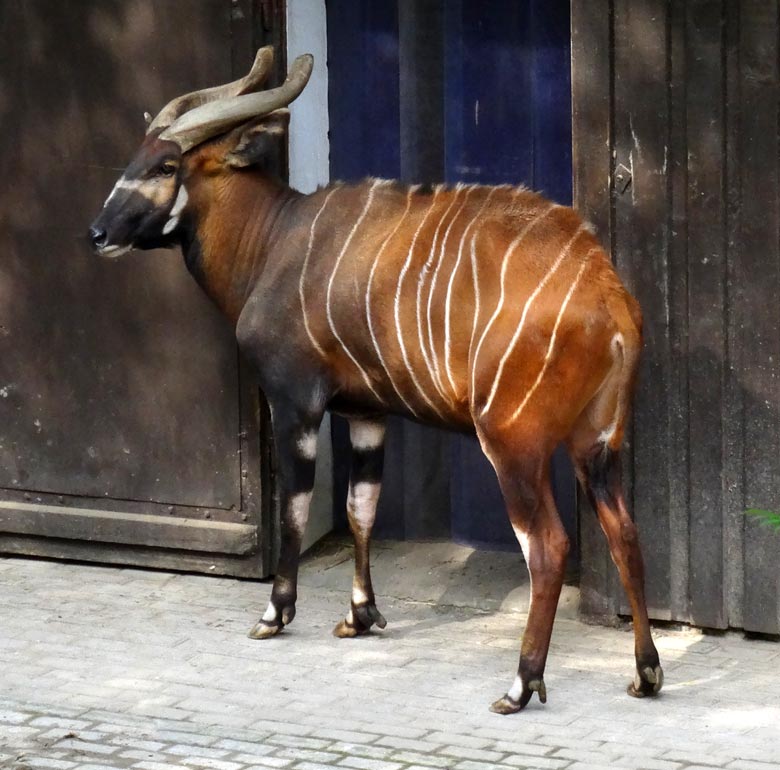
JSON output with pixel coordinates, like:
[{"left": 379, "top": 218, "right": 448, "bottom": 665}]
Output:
[
  {"left": 349, "top": 420, "right": 385, "bottom": 451},
  {"left": 325, "top": 179, "right": 384, "bottom": 401},
  {"left": 170, "top": 184, "right": 188, "bottom": 217},
  {"left": 162, "top": 215, "right": 179, "bottom": 235},
  {"left": 103, "top": 176, "right": 142, "bottom": 207},
  {"left": 288, "top": 491, "right": 313, "bottom": 535},
  {"left": 262, "top": 601, "right": 277, "bottom": 622},
  {"left": 348, "top": 481, "right": 381, "bottom": 534},
  {"left": 502, "top": 249, "right": 592, "bottom": 427},
  {"left": 483, "top": 225, "right": 586, "bottom": 418},
  {"left": 394, "top": 191, "right": 445, "bottom": 416},
  {"left": 297, "top": 431, "right": 318, "bottom": 460},
  {"left": 161, "top": 185, "right": 188, "bottom": 236},
  {"left": 508, "top": 674, "right": 524, "bottom": 701},
  {"left": 366, "top": 190, "right": 419, "bottom": 415},
  {"left": 470, "top": 203, "right": 558, "bottom": 413},
  {"left": 300, "top": 187, "right": 341, "bottom": 356}
]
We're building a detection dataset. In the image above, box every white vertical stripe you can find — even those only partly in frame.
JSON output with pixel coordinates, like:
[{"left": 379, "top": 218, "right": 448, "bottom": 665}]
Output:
[
  {"left": 394, "top": 190, "right": 445, "bottom": 416},
  {"left": 326, "top": 180, "right": 384, "bottom": 400},
  {"left": 469, "top": 204, "right": 557, "bottom": 410},
  {"left": 502, "top": 251, "right": 593, "bottom": 426},
  {"left": 366, "top": 189, "right": 419, "bottom": 415},
  {"left": 425, "top": 185, "right": 476, "bottom": 397},
  {"left": 299, "top": 187, "right": 341, "bottom": 356},
  {"left": 415, "top": 189, "right": 462, "bottom": 404},
  {"left": 443, "top": 187, "right": 499, "bottom": 395},
  {"left": 482, "top": 225, "right": 585, "bottom": 417}
]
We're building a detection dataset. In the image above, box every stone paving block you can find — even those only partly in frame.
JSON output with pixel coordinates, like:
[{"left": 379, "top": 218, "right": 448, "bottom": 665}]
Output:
[
  {"left": 265, "top": 735, "right": 332, "bottom": 751},
  {"left": 327, "top": 742, "right": 394, "bottom": 760},
  {"left": 424, "top": 733, "right": 490, "bottom": 750},
  {"left": 179, "top": 757, "right": 244, "bottom": 770},
  {"left": 437, "top": 745, "right": 506, "bottom": 763},
  {"left": 374, "top": 736, "right": 442, "bottom": 753},
  {"left": 336, "top": 757, "right": 405, "bottom": 770},
  {"left": 52, "top": 739, "right": 119, "bottom": 756},
  {"left": 384, "top": 750, "right": 452, "bottom": 768},
  {"left": 275, "top": 748, "right": 344, "bottom": 764},
  {"left": 502, "top": 754, "right": 572, "bottom": 769},
  {"left": 167, "top": 745, "right": 231, "bottom": 760},
  {"left": 311, "top": 729, "right": 380, "bottom": 745}
]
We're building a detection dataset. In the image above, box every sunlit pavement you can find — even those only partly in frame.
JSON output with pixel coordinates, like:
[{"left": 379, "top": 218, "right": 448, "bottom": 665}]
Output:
[{"left": 1, "top": 539, "right": 778, "bottom": 770}]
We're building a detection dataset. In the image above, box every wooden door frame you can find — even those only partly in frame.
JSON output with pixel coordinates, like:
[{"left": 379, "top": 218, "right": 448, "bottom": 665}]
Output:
[{"left": 0, "top": 0, "right": 288, "bottom": 579}]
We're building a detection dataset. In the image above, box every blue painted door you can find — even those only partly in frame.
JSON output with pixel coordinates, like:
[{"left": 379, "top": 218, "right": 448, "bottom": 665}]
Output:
[{"left": 326, "top": 0, "right": 574, "bottom": 551}]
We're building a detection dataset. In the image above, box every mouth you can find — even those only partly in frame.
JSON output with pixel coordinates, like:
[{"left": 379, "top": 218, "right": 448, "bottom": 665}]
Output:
[{"left": 96, "top": 244, "right": 135, "bottom": 259}]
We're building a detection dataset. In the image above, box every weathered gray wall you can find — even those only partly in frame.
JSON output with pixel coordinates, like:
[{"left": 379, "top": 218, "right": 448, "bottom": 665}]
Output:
[{"left": 573, "top": 0, "right": 780, "bottom": 634}]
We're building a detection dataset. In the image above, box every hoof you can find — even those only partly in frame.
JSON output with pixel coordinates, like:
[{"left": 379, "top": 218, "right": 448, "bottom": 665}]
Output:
[
  {"left": 333, "top": 618, "right": 365, "bottom": 638},
  {"left": 248, "top": 602, "right": 296, "bottom": 640},
  {"left": 627, "top": 664, "right": 664, "bottom": 698},
  {"left": 489, "top": 694, "right": 523, "bottom": 715},
  {"left": 333, "top": 603, "right": 387, "bottom": 638},
  {"left": 248, "top": 620, "right": 283, "bottom": 639},
  {"left": 489, "top": 677, "right": 546, "bottom": 714}
]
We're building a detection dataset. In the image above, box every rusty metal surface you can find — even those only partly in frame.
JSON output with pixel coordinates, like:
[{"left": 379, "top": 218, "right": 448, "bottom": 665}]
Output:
[{"left": 0, "top": 0, "right": 271, "bottom": 576}]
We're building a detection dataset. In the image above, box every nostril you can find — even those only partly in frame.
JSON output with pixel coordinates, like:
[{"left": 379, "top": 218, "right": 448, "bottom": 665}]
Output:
[{"left": 89, "top": 225, "right": 108, "bottom": 248}]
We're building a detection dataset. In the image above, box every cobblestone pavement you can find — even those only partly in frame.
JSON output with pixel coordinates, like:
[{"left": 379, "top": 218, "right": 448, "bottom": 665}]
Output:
[{"left": 1, "top": 541, "right": 779, "bottom": 770}]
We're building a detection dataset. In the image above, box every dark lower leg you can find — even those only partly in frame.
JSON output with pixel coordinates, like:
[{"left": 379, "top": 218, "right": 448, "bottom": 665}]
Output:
[
  {"left": 490, "top": 471, "right": 569, "bottom": 714},
  {"left": 249, "top": 409, "right": 320, "bottom": 640},
  {"left": 585, "top": 448, "right": 662, "bottom": 696},
  {"left": 334, "top": 418, "right": 387, "bottom": 637}
]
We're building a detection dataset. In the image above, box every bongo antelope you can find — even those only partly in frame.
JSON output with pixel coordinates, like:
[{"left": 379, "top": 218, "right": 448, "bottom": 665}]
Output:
[{"left": 89, "top": 47, "right": 663, "bottom": 713}]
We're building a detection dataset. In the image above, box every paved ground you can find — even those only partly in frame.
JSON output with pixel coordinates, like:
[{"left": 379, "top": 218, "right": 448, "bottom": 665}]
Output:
[{"left": 1, "top": 539, "right": 779, "bottom": 770}]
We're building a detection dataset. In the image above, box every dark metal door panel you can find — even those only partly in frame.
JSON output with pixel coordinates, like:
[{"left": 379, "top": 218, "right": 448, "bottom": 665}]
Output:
[{"left": 0, "top": 0, "right": 270, "bottom": 576}]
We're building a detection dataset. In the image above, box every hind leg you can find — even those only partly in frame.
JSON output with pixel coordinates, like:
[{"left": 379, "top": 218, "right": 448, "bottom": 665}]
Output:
[
  {"left": 572, "top": 440, "right": 663, "bottom": 697},
  {"left": 333, "top": 418, "right": 388, "bottom": 637},
  {"left": 478, "top": 429, "right": 569, "bottom": 714}
]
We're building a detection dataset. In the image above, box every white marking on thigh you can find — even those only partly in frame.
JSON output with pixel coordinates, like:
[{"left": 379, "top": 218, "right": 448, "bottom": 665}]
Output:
[
  {"left": 326, "top": 180, "right": 383, "bottom": 400},
  {"left": 297, "top": 430, "right": 318, "bottom": 460},
  {"left": 366, "top": 190, "right": 419, "bottom": 415},
  {"left": 262, "top": 601, "right": 278, "bottom": 622},
  {"left": 348, "top": 481, "right": 381, "bottom": 534},
  {"left": 300, "top": 187, "right": 341, "bottom": 356},
  {"left": 482, "top": 226, "right": 586, "bottom": 417},
  {"left": 508, "top": 674, "right": 524, "bottom": 701},
  {"left": 598, "top": 332, "right": 625, "bottom": 445},
  {"left": 503, "top": 252, "right": 592, "bottom": 427},
  {"left": 288, "top": 491, "right": 313, "bottom": 535},
  {"left": 394, "top": 191, "right": 445, "bottom": 416},
  {"left": 349, "top": 420, "right": 385, "bottom": 451},
  {"left": 444, "top": 187, "right": 498, "bottom": 394},
  {"left": 426, "top": 185, "right": 476, "bottom": 396},
  {"left": 470, "top": 204, "right": 557, "bottom": 409}
]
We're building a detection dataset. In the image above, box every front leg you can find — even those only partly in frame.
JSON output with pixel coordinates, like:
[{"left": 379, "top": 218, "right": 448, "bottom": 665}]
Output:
[{"left": 249, "top": 402, "right": 322, "bottom": 639}]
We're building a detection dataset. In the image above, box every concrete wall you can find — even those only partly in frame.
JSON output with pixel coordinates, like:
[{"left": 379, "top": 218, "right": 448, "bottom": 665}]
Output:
[{"left": 286, "top": 0, "right": 333, "bottom": 552}]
